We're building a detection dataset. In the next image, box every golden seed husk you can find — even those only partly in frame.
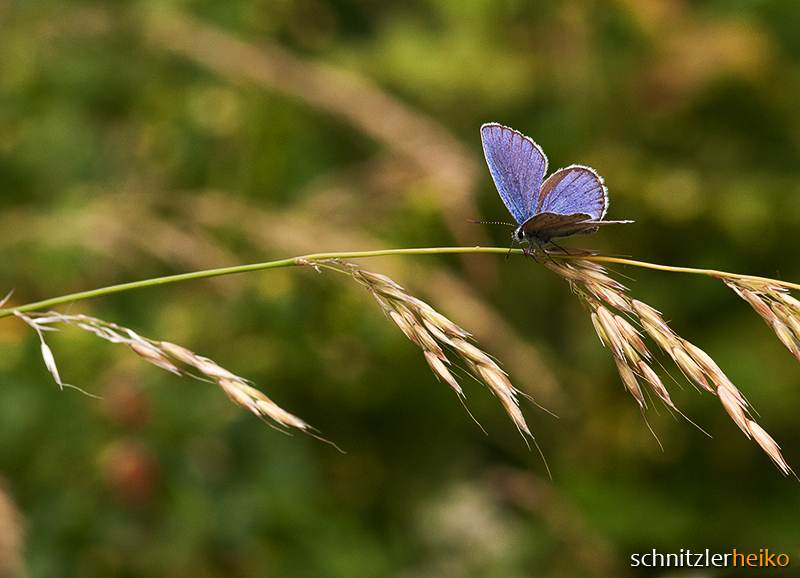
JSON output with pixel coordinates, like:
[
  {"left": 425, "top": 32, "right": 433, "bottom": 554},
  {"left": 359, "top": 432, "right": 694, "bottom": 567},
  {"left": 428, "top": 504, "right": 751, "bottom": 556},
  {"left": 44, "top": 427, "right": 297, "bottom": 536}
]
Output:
[
  {"left": 717, "top": 384, "right": 751, "bottom": 438},
  {"left": 737, "top": 288, "right": 778, "bottom": 322},
  {"left": 475, "top": 365, "right": 531, "bottom": 436},
  {"left": 638, "top": 361, "right": 673, "bottom": 406},
  {"left": 129, "top": 342, "right": 181, "bottom": 375},
  {"left": 771, "top": 302, "right": 800, "bottom": 342},
  {"left": 424, "top": 351, "right": 462, "bottom": 396},
  {"left": 778, "top": 292, "right": 800, "bottom": 313},
  {"left": 450, "top": 338, "right": 496, "bottom": 367},
  {"left": 373, "top": 284, "right": 417, "bottom": 305},
  {"left": 596, "top": 306, "right": 626, "bottom": 359},
  {"left": 671, "top": 346, "right": 713, "bottom": 392},
  {"left": 772, "top": 320, "right": 800, "bottom": 360},
  {"left": 747, "top": 420, "right": 793, "bottom": 476},
  {"left": 590, "top": 312, "right": 612, "bottom": 348},
  {"left": 159, "top": 341, "right": 198, "bottom": 366},
  {"left": 615, "top": 358, "right": 644, "bottom": 407},
  {"left": 640, "top": 319, "right": 680, "bottom": 352},
  {"left": 587, "top": 283, "right": 633, "bottom": 312},
  {"left": 412, "top": 324, "right": 446, "bottom": 359},
  {"left": 192, "top": 356, "right": 242, "bottom": 382},
  {"left": 357, "top": 270, "right": 404, "bottom": 290},
  {"left": 421, "top": 318, "right": 455, "bottom": 347},
  {"left": 613, "top": 314, "right": 650, "bottom": 359},
  {"left": 417, "top": 307, "right": 470, "bottom": 339},
  {"left": 254, "top": 398, "right": 311, "bottom": 430},
  {"left": 388, "top": 310, "right": 418, "bottom": 344}
]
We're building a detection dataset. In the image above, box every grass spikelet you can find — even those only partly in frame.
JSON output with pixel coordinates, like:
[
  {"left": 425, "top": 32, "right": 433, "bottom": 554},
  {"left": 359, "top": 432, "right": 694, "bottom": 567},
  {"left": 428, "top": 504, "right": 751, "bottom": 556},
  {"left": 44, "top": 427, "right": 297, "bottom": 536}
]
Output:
[
  {"left": 129, "top": 342, "right": 182, "bottom": 375},
  {"left": 632, "top": 300, "right": 681, "bottom": 351},
  {"left": 679, "top": 342, "right": 720, "bottom": 392},
  {"left": 40, "top": 341, "right": 64, "bottom": 389},
  {"left": 587, "top": 282, "right": 634, "bottom": 313},
  {"left": 595, "top": 306, "right": 627, "bottom": 360},
  {"left": 616, "top": 359, "right": 644, "bottom": 407},
  {"left": 449, "top": 337, "right": 496, "bottom": 367},
  {"left": 413, "top": 325, "right": 446, "bottom": 360},
  {"left": 717, "top": 383, "right": 751, "bottom": 438},
  {"left": 772, "top": 320, "right": 800, "bottom": 360},
  {"left": 423, "top": 351, "right": 462, "bottom": 396},
  {"left": 417, "top": 306, "right": 471, "bottom": 339},
  {"left": 772, "top": 302, "right": 800, "bottom": 342},
  {"left": 590, "top": 312, "right": 610, "bottom": 348},
  {"left": 388, "top": 310, "right": 419, "bottom": 344},
  {"left": 158, "top": 341, "right": 199, "bottom": 366},
  {"left": 613, "top": 314, "right": 650, "bottom": 359},
  {"left": 747, "top": 421, "right": 796, "bottom": 478},
  {"left": 638, "top": 361, "right": 673, "bottom": 407},
  {"left": 670, "top": 345, "right": 713, "bottom": 392},
  {"left": 777, "top": 292, "right": 800, "bottom": 313}
]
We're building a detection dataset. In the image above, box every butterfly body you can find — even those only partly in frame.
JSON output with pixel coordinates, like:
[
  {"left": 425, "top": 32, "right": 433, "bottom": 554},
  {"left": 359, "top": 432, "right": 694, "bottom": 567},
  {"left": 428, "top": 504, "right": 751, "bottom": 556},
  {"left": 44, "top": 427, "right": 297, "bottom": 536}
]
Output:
[{"left": 480, "top": 123, "right": 632, "bottom": 249}]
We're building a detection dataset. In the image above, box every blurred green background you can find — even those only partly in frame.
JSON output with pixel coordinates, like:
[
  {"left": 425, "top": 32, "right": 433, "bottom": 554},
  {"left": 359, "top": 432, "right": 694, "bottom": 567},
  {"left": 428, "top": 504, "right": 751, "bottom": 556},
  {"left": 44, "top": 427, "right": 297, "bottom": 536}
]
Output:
[{"left": 1, "top": 0, "right": 800, "bottom": 576}]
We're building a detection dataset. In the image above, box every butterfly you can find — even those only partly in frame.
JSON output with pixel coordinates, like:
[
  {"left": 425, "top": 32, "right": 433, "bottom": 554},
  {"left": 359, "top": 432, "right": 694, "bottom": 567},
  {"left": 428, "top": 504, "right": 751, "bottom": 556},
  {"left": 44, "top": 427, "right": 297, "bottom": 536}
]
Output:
[{"left": 481, "top": 123, "right": 632, "bottom": 252}]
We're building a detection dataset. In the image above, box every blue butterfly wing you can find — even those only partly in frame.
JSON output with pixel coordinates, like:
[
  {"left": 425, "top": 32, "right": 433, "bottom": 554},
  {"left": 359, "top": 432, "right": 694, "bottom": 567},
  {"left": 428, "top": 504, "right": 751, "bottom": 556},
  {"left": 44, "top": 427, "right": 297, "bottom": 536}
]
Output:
[
  {"left": 481, "top": 123, "right": 548, "bottom": 225},
  {"left": 537, "top": 164, "right": 607, "bottom": 221}
]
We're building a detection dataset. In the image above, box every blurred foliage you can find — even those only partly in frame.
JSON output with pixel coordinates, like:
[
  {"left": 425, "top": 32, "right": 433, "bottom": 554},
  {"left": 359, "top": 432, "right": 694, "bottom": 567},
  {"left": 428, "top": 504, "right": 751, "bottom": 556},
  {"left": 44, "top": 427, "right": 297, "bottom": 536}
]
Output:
[{"left": 1, "top": 0, "right": 800, "bottom": 576}]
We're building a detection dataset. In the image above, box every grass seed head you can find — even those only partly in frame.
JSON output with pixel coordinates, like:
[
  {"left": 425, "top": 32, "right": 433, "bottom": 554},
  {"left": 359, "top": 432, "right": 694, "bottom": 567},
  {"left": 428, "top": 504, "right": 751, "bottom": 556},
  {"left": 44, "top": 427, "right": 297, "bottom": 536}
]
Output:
[
  {"left": 450, "top": 338, "right": 496, "bottom": 367},
  {"left": 596, "top": 306, "right": 627, "bottom": 360},
  {"left": 771, "top": 302, "right": 800, "bottom": 342},
  {"left": 388, "top": 310, "right": 419, "bottom": 344},
  {"left": 475, "top": 364, "right": 531, "bottom": 436},
  {"left": 747, "top": 420, "right": 795, "bottom": 477},
  {"left": 192, "top": 356, "right": 242, "bottom": 382},
  {"left": 159, "top": 341, "right": 198, "bottom": 366},
  {"left": 638, "top": 361, "right": 673, "bottom": 407},
  {"left": 717, "top": 383, "right": 751, "bottom": 438},
  {"left": 771, "top": 319, "right": 800, "bottom": 360},
  {"left": 586, "top": 282, "right": 633, "bottom": 313},
  {"left": 670, "top": 345, "right": 713, "bottom": 392},
  {"left": 613, "top": 314, "right": 651, "bottom": 359},
  {"left": 129, "top": 342, "right": 181, "bottom": 375},
  {"left": 254, "top": 398, "right": 311, "bottom": 430},
  {"left": 374, "top": 283, "right": 417, "bottom": 306},
  {"left": 615, "top": 358, "right": 644, "bottom": 407},
  {"left": 356, "top": 270, "right": 404, "bottom": 290},
  {"left": 590, "top": 312, "right": 612, "bottom": 348},
  {"left": 544, "top": 260, "right": 581, "bottom": 282},
  {"left": 424, "top": 351, "right": 463, "bottom": 396},
  {"left": 777, "top": 292, "right": 800, "bottom": 313},
  {"left": 571, "top": 261, "right": 628, "bottom": 292},
  {"left": 413, "top": 324, "right": 446, "bottom": 359},
  {"left": 40, "top": 341, "right": 64, "bottom": 388},
  {"left": 421, "top": 318, "right": 455, "bottom": 347},
  {"left": 417, "top": 307, "right": 470, "bottom": 339},
  {"left": 681, "top": 341, "right": 726, "bottom": 392}
]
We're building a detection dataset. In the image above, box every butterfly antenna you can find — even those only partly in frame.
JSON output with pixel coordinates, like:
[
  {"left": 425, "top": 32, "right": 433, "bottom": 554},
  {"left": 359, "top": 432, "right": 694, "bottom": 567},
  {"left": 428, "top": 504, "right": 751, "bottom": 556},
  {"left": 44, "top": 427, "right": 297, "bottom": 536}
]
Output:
[{"left": 467, "top": 219, "right": 516, "bottom": 227}]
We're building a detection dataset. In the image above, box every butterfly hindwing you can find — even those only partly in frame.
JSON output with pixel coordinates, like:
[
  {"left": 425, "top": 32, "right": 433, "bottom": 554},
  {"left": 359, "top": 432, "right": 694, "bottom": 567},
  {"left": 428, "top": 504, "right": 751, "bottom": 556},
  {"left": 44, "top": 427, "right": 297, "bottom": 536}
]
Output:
[
  {"left": 481, "top": 123, "right": 548, "bottom": 225},
  {"left": 537, "top": 165, "right": 607, "bottom": 221},
  {"left": 518, "top": 212, "right": 596, "bottom": 242}
]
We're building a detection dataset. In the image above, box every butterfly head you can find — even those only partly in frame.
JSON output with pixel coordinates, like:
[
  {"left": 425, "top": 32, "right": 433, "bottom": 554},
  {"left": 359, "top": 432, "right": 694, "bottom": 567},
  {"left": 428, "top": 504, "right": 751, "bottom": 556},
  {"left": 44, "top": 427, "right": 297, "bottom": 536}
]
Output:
[{"left": 513, "top": 226, "right": 545, "bottom": 248}]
